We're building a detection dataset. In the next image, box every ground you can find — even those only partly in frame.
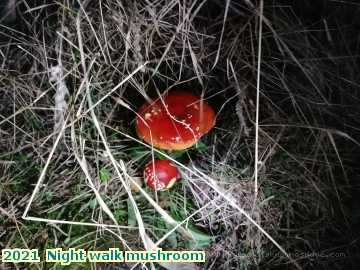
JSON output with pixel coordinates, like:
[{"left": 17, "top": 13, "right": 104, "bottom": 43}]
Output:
[{"left": 0, "top": 1, "right": 359, "bottom": 270}]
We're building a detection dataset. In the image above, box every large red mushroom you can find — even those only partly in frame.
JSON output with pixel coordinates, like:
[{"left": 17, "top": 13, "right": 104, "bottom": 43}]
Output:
[
  {"left": 136, "top": 91, "right": 215, "bottom": 151},
  {"left": 144, "top": 159, "right": 178, "bottom": 191}
]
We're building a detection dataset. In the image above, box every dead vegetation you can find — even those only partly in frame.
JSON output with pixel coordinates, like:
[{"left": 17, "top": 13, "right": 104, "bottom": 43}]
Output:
[{"left": 1, "top": 1, "right": 359, "bottom": 270}]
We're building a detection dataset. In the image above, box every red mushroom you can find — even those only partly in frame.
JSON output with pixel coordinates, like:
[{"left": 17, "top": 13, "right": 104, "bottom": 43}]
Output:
[
  {"left": 136, "top": 91, "right": 215, "bottom": 151},
  {"left": 144, "top": 160, "right": 178, "bottom": 191}
]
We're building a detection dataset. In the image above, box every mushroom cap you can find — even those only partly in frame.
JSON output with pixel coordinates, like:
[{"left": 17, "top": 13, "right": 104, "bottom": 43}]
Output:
[
  {"left": 136, "top": 91, "right": 215, "bottom": 150},
  {"left": 144, "top": 160, "right": 178, "bottom": 191}
]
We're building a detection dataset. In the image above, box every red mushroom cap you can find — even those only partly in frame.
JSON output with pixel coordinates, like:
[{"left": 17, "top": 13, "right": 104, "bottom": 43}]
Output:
[
  {"left": 136, "top": 91, "right": 215, "bottom": 150},
  {"left": 144, "top": 160, "right": 178, "bottom": 191}
]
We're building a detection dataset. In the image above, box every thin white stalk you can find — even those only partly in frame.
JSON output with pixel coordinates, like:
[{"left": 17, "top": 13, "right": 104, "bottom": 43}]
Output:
[
  {"left": 23, "top": 216, "right": 133, "bottom": 229},
  {"left": 254, "top": 0, "right": 264, "bottom": 197},
  {"left": 22, "top": 115, "right": 68, "bottom": 219}
]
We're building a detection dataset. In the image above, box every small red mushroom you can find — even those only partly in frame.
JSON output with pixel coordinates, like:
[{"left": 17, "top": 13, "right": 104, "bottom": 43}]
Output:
[
  {"left": 136, "top": 91, "right": 215, "bottom": 151},
  {"left": 143, "top": 160, "right": 178, "bottom": 191}
]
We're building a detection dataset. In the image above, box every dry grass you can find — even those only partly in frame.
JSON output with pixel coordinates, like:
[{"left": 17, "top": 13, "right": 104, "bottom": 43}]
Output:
[{"left": 1, "top": 1, "right": 359, "bottom": 270}]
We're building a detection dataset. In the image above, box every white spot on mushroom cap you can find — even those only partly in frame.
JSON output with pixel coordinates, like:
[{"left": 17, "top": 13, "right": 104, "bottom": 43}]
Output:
[
  {"left": 144, "top": 113, "right": 152, "bottom": 120},
  {"left": 156, "top": 181, "right": 166, "bottom": 191},
  {"left": 144, "top": 172, "right": 152, "bottom": 183},
  {"left": 150, "top": 107, "right": 162, "bottom": 114}
]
